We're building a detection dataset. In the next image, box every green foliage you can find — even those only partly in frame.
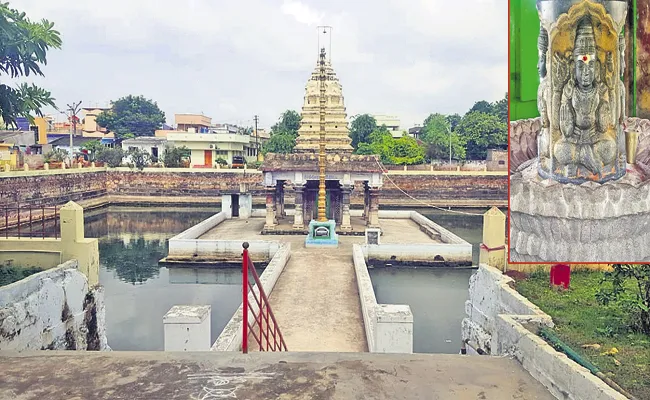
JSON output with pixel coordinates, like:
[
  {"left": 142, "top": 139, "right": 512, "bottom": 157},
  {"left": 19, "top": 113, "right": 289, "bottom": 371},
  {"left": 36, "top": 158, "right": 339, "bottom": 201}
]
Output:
[
  {"left": 356, "top": 126, "right": 424, "bottom": 165},
  {"left": 455, "top": 112, "right": 507, "bottom": 160},
  {"left": 0, "top": 265, "right": 44, "bottom": 286},
  {"left": 215, "top": 157, "right": 228, "bottom": 166},
  {"left": 96, "top": 147, "right": 124, "bottom": 168},
  {"left": 44, "top": 148, "right": 67, "bottom": 163},
  {"left": 349, "top": 114, "right": 377, "bottom": 149},
  {"left": 420, "top": 113, "right": 466, "bottom": 161},
  {"left": 162, "top": 145, "right": 188, "bottom": 168},
  {"left": 95, "top": 95, "right": 165, "bottom": 139},
  {"left": 248, "top": 160, "right": 263, "bottom": 169},
  {"left": 492, "top": 92, "right": 508, "bottom": 123},
  {"left": 597, "top": 264, "right": 650, "bottom": 334},
  {"left": 126, "top": 147, "right": 150, "bottom": 171},
  {"left": 81, "top": 140, "right": 103, "bottom": 161},
  {"left": 516, "top": 271, "right": 650, "bottom": 398},
  {"left": 271, "top": 110, "right": 301, "bottom": 136},
  {"left": 0, "top": 3, "right": 61, "bottom": 126},
  {"left": 469, "top": 100, "right": 493, "bottom": 115},
  {"left": 262, "top": 133, "right": 296, "bottom": 154},
  {"left": 100, "top": 237, "right": 164, "bottom": 285}
]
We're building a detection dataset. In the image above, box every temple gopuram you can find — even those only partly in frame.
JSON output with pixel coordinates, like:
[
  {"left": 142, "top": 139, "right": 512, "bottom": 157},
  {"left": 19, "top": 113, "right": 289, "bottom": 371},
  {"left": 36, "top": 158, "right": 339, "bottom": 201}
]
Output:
[{"left": 260, "top": 50, "right": 383, "bottom": 235}]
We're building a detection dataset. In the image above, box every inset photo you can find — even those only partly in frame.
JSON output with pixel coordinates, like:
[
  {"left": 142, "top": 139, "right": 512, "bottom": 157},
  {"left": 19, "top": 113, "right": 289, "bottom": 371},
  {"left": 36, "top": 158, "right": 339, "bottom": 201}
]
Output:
[{"left": 509, "top": 0, "right": 650, "bottom": 262}]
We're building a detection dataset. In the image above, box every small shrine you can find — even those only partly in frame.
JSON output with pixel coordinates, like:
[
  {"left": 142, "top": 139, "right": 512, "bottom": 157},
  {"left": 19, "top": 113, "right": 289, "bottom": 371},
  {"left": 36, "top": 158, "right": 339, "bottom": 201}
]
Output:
[{"left": 260, "top": 28, "right": 382, "bottom": 236}]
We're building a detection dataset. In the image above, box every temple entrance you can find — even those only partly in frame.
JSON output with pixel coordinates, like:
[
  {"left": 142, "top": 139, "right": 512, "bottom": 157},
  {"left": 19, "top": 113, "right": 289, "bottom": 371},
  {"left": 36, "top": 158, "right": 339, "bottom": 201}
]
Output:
[{"left": 304, "top": 180, "right": 342, "bottom": 222}]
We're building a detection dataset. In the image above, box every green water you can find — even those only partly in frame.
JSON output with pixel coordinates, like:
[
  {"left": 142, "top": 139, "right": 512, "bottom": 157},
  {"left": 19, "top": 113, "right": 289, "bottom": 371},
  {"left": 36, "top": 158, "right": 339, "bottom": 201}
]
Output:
[
  {"left": 84, "top": 206, "right": 246, "bottom": 351},
  {"left": 87, "top": 205, "right": 495, "bottom": 352}
]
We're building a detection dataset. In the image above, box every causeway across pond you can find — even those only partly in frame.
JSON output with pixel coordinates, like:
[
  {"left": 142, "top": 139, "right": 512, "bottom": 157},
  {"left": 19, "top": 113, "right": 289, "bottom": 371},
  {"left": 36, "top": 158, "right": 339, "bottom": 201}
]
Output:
[{"left": 200, "top": 216, "right": 442, "bottom": 352}]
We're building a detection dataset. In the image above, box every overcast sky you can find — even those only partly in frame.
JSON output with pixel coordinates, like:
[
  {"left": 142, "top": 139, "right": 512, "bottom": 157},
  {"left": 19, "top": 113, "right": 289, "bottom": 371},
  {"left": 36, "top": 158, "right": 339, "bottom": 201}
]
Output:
[{"left": 19, "top": 0, "right": 506, "bottom": 130}]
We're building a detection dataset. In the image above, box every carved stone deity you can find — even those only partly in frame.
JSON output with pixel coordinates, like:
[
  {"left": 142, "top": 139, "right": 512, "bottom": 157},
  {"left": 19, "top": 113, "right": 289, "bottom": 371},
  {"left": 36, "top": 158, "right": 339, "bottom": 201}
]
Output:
[{"left": 536, "top": 0, "right": 627, "bottom": 184}]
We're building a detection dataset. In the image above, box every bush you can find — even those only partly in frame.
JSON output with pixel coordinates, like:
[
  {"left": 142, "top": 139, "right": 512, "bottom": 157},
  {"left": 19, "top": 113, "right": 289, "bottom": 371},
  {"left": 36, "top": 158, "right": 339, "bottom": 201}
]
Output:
[
  {"left": 597, "top": 264, "right": 650, "bottom": 334},
  {"left": 0, "top": 265, "right": 44, "bottom": 287},
  {"left": 44, "top": 148, "right": 67, "bottom": 163},
  {"left": 215, "top": 157, "right": 228, "bottom": 166},
  {"left": 96, "top": 147, "right": 124, "bottom": 168},
  {"left": 126, "top": 147, "right": 150, "bottom": 171},
  {"left": 162, "top": 146, "right": 189, "bottom": 168},
  {"left": 248, "top": 160, "right": 263, "bottom": 169}
]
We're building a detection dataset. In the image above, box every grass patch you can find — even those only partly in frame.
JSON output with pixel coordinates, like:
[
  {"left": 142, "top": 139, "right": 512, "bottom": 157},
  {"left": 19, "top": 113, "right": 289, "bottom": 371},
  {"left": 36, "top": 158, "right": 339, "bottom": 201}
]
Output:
[
  {"left": 0, "top": 265, "right": 44, "bottom": 287},
  {"left": 516, "top": 270, "right": 650, "bottom": 399}
]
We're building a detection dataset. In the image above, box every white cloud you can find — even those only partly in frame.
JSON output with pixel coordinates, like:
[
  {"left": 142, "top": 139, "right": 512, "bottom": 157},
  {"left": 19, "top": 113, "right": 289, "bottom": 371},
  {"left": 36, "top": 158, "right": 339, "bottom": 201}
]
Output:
[{"left": 16, "top": 0, "right": 506, "bottom": 129}]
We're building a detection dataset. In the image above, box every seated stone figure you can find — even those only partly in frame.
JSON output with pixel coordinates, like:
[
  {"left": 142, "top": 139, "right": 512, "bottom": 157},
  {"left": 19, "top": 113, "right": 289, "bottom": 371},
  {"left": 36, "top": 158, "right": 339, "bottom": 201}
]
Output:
[{"left": 554, "top": 17, "right": 617, "bottom": 179}]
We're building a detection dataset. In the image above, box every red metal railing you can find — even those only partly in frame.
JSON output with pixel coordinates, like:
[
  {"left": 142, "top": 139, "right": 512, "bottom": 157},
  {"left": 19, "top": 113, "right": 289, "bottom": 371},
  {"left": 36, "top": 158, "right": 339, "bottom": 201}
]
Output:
[
  {"left": 1, "top": 206, "right": 59, "bottom": 239},
  {"left": 242, "top": 242, "right": 287, "bottom": 353}
]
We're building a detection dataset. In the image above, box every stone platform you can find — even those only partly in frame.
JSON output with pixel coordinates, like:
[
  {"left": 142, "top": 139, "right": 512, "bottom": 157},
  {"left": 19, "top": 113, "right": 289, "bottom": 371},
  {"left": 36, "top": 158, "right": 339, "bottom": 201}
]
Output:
[{"left": 0, "top": 351, "right": 554, "bottom": 399}]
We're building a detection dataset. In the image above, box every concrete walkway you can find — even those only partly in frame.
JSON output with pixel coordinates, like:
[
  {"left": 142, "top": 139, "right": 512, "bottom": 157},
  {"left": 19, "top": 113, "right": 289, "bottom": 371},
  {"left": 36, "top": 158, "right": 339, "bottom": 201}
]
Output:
[
  {"left": 268, "top": 237, "right": 367, "bottom": 352},
  {"left": 199, "top": 217, "right": 446, "bottom": 352},
  {"left": 0, "top": 351, "right": 555, "bottom": 400}
]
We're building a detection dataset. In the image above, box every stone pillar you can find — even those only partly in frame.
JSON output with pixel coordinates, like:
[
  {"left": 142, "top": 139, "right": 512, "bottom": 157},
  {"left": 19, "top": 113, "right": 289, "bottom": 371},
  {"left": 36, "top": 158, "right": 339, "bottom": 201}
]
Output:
[
  {"left": 278, "top": 181, "right": 285, "bottom": 218},
  {"left": 340, "top": 184, "right": 352, "bottom": 231},
  {"left": 23, "top": 164, "right": 29, "bottom": 171},
  {"left": 363, "top": 183, "right": 369, "bottom": 220},
  {"left": 374, "top": 304, "right": 413, "bottom": 353},
  {"left": 44, "top": 163, "right": 49, "bottom": 170},
  {"left": 367, "top": 187, "right": 380, "bottom": 228},
  {"left": 264, "top": 187, "right": 277, "bottom": 230},
  {"left": 304, "top": 187, "right": 314, "bottom": 222},
  {"left": 479, "top": 207, "right": 506, "bottom": 270},
  {"left": 293, "top": 184, "right": 305, "bottom": 229},
  {"left": 163, "top": 305, "right": 211, "bottom": 351},
  {"left": 60, "top": 201, "right": 99, "bottom": 286}
]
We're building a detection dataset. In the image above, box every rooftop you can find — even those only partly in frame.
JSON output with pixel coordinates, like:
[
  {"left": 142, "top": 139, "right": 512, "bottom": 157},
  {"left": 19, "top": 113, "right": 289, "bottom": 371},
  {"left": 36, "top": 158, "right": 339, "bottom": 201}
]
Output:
[{"left": 261, "top": 153, "right": 383, "bottom": 173}]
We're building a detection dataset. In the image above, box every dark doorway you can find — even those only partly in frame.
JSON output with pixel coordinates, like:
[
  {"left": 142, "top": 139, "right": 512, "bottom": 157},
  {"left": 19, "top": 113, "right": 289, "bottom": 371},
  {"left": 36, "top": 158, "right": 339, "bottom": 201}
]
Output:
[{"left": 232, "top": 194, "right": 240, "bottom": 217}]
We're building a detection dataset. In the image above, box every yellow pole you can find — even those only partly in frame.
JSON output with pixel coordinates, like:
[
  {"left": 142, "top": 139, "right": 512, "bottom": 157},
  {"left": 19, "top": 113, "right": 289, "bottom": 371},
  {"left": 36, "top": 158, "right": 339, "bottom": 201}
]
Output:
[{"left": 317, "top": 47, "right": 328, "bottom": 222}]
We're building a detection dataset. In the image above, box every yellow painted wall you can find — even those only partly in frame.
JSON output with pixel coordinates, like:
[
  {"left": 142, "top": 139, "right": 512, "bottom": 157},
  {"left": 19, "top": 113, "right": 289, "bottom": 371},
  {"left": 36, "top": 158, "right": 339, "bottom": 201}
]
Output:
[{"left": 33, "top": 117, "right": 48, "bottom": 145}]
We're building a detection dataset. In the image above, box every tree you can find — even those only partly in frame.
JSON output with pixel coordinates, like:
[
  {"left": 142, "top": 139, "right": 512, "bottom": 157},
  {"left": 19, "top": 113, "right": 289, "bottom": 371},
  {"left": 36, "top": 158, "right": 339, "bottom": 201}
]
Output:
[
  {"left": 0, "top": 3, "right": 61, "bottom": 126},
  {"left": 420, "top": 113, "right": 466, "bottom": 161},
  {"left": 95, "top": 95, "right": 165, "bottom": 139},
  {"left": 262, "top": 133, "right": 296, "bottom": 154},
  {"left": 349, "top": 114, "right": 377, "bottom": 149},
  {"left": 356, "top": 126, "right": 425, "bottom": 165},
  {"left": 162, "top": 146, "right": 189, "bottom": 168},
  {"left": 455, "top": 112, "right": 507, "bottom": 160},
  {"left": 492, "top": 93, "right": 508, "bottom": 123},
  {"left": 81, "top": 140, "right": 103, "bottom": 161},
  {"left": 271, "top": 110, "right": 301, "bottom": 136},
  {"left": 597, "top": 264, "right": 650, "bottom": 334},
  {"left": 447, "top": 113, "right": 462, "bottom": 131},
  {"left": 469, "top": 100, "right": 493, "bottom": 115},
  {"left": 126, "top": 147, "right": 150, "bottom": 171},
  {"left": 96, "top": 147, "right": 124, "bottom": 168}
]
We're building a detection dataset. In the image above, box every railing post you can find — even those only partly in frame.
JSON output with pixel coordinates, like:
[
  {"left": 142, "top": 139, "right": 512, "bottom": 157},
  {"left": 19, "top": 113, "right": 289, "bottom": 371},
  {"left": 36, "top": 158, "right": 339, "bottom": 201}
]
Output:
[{"left": 242, "top": 242, "right": 249, "bottom": 354}]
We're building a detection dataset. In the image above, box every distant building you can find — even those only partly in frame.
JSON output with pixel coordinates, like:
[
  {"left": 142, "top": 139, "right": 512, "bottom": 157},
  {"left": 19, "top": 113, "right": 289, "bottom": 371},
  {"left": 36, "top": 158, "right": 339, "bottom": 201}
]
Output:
[
  {"left": 122, "top": 137, "right": 168, "bottom": 163},
  {"left": 372, "top": 114, "right": 407, "bottom": 138},
  {"left": 157, "top": 113, "right": 264, "bottom": 166},
  {"left": 408, "top": 125, "right": 423, "bottom": 140},
  {"left": 81, "top": 107, "right": 114, "bottom": 139},
  {"left": 486, "top": 149, "right": 507, "bottom": 171}
]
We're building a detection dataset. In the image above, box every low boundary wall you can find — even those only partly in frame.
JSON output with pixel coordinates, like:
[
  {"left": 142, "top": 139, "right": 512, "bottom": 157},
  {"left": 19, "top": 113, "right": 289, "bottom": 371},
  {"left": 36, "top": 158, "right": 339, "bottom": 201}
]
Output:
[
  {"left": 211, "top": 243, "right": 291, "bottom": 351},
  {"left": 353, "top": 244, "right": 413, "bottom": 353},
  {"left": 0, "top": 260, "right": 108, "bottom": 351},
  {"left": 462, "top": 265, "right": 626, "bottom": 400},
  {"left": 165, "top": 211, "right": 279, "bottom": 263},
  {"left": 364, "top": 211, "right": 473, "bottom": 266}
]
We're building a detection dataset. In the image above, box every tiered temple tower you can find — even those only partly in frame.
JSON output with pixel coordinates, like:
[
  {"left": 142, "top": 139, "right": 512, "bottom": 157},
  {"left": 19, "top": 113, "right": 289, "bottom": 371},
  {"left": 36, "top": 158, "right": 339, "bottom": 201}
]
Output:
[{"left": 294, "top": 59, "right": 353, "bottom": 153}]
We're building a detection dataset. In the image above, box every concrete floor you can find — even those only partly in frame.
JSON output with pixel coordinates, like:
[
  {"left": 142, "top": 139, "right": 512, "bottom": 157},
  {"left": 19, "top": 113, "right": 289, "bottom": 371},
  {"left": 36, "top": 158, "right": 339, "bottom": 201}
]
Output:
[
  {"left": 0, "top": 351, "right": 555, "bottom": 400},
  {"left": 198, "top": 217, "right": 441, "bottom": 353}
]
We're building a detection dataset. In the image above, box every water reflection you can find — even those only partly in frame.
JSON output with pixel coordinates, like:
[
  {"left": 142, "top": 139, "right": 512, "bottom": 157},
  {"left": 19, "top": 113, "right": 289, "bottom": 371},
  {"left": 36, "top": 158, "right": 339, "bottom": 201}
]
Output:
[
  {"left": 85, "top": 206, "right": 248, "bottom": 351},
  {"left": 100, "top": 237, "right": 166, "bottom": 284}
]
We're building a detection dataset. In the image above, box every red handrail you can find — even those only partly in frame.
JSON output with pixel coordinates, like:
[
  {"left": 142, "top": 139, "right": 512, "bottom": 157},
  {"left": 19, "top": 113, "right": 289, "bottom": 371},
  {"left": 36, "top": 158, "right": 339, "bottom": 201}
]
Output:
[{"left": 242, "top": 242, "right": 287, "bottom": 353}]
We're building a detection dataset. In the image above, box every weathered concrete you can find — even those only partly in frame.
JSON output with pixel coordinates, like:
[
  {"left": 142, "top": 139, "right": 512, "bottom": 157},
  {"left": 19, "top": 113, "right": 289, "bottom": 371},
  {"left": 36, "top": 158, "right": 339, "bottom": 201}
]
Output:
[
  {"left": 0, "top": 351, "right": 555, "bottom": 399},
  {"left": 353, "top": 245, "right": 413, "bottom": 353},
  {"left": 463, "top": 265, "right": 627, "bottom": 400},
  {"left": 163, "top": 305, "right": 211, "bottom": 352},
  {"left": 0, "top": 261, "right": 108, "bottom": 352}
]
